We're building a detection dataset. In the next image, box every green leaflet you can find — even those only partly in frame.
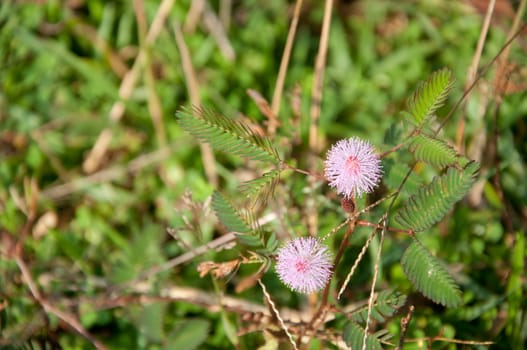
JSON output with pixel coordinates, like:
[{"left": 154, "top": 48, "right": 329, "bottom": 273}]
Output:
[
  {"left": 211, "top": 192, "right": 277, "bottom": 257},
  {"left": 211, "top": 191, "right": 252, "bottom": 234},
  {"left": 176, "top": 106, "right": 280, "bottom": 164},
  {"left": 395, "top": 161, "right": 479, "bottom": 232},
  {"left": 236, "top": 232, "right": 277, "bottom": 269},
  {"left": 237, "top": 231, "right": 278, "bottom": 254},
  {"left": 235, "top": 234, "right": 262, "bottom": 248},
  {"left": 256, "top": 232, "right": 278, "bottom": 255},
  {"left": 401, "top": 238, "right": 462, "bottom": 307},
  {"left": 406, "top": 68, "right": 453, "bottom": 127},
  {"left": 239, "top": 168, "right": 282, "bottom": 206},
  {"left": 350, "top": 290, "right": 407, "bottom": 324},
  {"left": 408, "top": 134, "right": 458, "bottom": 168},
  {"left": 343, "top": 322, "right": 382, "bottom": 350}
]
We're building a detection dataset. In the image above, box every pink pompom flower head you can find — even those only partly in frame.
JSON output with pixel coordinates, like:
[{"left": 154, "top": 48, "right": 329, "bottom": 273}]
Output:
[
  {"left": 275, "top": 237, "right": 333, "bottom": 294},
  {"left": 324, "top": 137, "right": 383, "bottom": 199}
]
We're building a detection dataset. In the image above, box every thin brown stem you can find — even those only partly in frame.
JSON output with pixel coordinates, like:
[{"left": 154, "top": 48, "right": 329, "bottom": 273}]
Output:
[
  {"left": 379, "top": 141, "right": 405, "bottom": 159},
  {"left": 395, "top": 305, "right": 415, "bottom": 350},
  {"left": 355, "top": 166, "right": 413, "bottom": 348},
  {"left": 283, "top": 162, "right": 325, "bottom": 180},
  {"left": 271, "top": 0, "right": 304, "bottom": 122},
  {"left": 337, "top": 226, "right": 377, "bottom": 299},
  {"left": 362, "top": 215, "right": 387, "bottom": 350},
  {"left": 332, "top": 220, "right": 357, "bottom": 275},
  {"left": 258, "top": 279, "right": 298, "bottom": 350},
  {"left": 404, "top": 336, "right": 493, "bottom": 346},
  {"left": 356, "top": 220, "right": 412, "bottom": 235},
  {"left": 15, "top": 255, "right": 107, "bottom": 350}
]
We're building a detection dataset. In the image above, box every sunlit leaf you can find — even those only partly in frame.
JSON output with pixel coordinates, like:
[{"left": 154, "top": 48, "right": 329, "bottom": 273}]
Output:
[
  {"left": 177, "top": 106, "right": 280, "bottom": 164},
  {"left": 402, "top": 238, "right": 462, "bottom": 307}
]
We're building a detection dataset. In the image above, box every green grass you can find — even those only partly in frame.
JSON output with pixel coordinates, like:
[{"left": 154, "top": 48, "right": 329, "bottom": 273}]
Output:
[{"left": 1, "top": 0, "right": 526, "bottom": 349}]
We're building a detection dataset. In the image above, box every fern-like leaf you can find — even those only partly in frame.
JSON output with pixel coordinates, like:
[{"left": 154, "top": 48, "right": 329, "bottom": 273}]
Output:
[
  {"left": 395, "top": 161, "right": 479, "bottom": 231},
  {"left": 401, "top": 238, "right": 462, "bottom": 307},
  {"left": 236, "top": 234, "right": 263, "bottom": 247},
  {"left": 343, "top": 322, "right": 382, "bottom": 350},
  {"left": 211, "top": 191, "right": 252, "bottom": 233},
  {"left": 176, "top": 106, "right": 280, "bottom": 164},
  {"left": 409, "top": 134, "right": 458, "bottom": 168},
  {"left": 239, "top": 168, "right": 281, "bottom": 206},
  {"left": 211, "top": 191, "right": 270, "bottom": 249},
  {"left": 350, "top": 290, "right": 407, "bottom": 324},
  {"left": 407, "top": 68, "right": 453, "bottom": 127}
]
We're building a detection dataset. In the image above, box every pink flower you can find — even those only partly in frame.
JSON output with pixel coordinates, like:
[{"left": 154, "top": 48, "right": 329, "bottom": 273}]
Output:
[
  {"left": 324, "top": 137, "right": 382, "bottom": 198},
  {"left": 276, "top": 237, "right": 333, "bottom": 294}
]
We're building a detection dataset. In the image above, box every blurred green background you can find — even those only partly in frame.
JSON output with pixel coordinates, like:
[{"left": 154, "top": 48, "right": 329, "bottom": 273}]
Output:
[{"left": 1, "top": 0, "right": 526, "bottom": 349}]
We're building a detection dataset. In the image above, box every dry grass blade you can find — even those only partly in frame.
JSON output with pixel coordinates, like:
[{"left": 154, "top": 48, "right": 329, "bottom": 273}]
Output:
[
  {"left": 305, "top": 0, "right": 334, "bottom": 237},
  {"left": 133, "top": 0, "right": 166, "bottom": 147},
  {"left": 15, "top": 255, "right": 107, "bottom": 350},
  {"left": 309, "top": 0, "right": 333, "bottom": 154},
  {"left": 457, "top": 0, "right": 496, "bottom": 152},
  {"left": 184, "top": 0, "right": 205, "bottom": 33},
  {"left": 203, "top": 2, "right": 235, "bottom": 61},
  {"left": 83, "top": 0, "right": 176, "bottom": 173},
  {"left": 271, "top": 0, "right": 304, "bottom": 121},
  {"left": 337, "top": 226, "right": 378, "bottom": 300},
  {"left": 41, "top": 146, "right": 173, "bottom": 201},
  {"left": 258, "top": 279, "right": 298, "bottom": 350},
  {"left": 362, "top": 215, "right": 387, "bottom": 350},
  {"left": 173, "top": 21, "right": 219, "bottom": 186}
]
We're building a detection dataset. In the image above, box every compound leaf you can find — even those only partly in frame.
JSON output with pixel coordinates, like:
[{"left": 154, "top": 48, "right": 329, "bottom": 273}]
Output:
[
  {"left": 177, "top": 106, "right": 280, "bottom": 164},
  {"left": 239, "top": 168, "right": 281, "bottom": 206},
  {"left": 211, "top": 191, "right": 252, "bottom": 234},
  {"left": 343, "top": 322, "right": 382, "bottom": 350},
  {"left": 407, "top": 68, "right": 453, "bottom": 127},
  {"left": 235, "top": 234, "right": 262, "bottom": 247},
  {"left": 395, "top": 161, "right": 479, "bottom": 231},
  {"left": 409, "top": 134, "right": 457, "bottom": 168},
  {"left": 401, "top": 238, "right": 462, "bottom": 307},
  {"left": 350, "top": 290, "right": 407, "bottom": 324}
]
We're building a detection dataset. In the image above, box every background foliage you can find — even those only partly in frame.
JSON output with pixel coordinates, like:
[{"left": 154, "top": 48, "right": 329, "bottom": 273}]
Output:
[{"left": 1, "top": 0, "right": 526, "bottom": 349}]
